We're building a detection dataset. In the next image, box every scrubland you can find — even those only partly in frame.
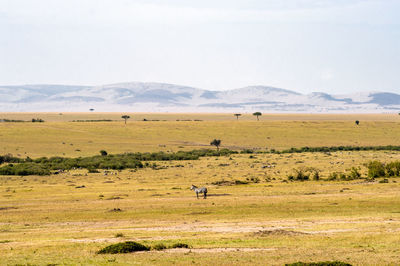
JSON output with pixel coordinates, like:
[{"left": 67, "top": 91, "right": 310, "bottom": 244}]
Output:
[{"left": 1, "top": 113, "right": 400, "bottom": 265}]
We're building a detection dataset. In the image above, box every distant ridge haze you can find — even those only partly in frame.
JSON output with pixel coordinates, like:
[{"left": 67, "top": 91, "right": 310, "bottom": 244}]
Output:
[{"left": 0, "top": 82, "right": 399, "bottom": 113}]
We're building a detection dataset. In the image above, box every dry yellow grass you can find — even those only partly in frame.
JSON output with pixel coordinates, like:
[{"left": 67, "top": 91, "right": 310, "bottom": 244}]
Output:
[
  {"left": 1, "top": 113, "right": 400, "bottom": 157},
  {"left": 1, "top": 113, "right": 400, "bottom": 265}
]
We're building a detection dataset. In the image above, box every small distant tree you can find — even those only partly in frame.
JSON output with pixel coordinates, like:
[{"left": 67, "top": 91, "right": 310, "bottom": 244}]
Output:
[
  {"left": 234, "top": 114, "right": 241, "bottom": 120},
  {"left": 210, "top": 139, "right": 221, "bottom": 151},
  {"left": 89, "top": 108, "right": 94, "bottom": 112},
  {"left": 121, "top": 115, "right": 130, "bottom": 125},
  {"left": 100, "top": 150, "right": 108, "bottom": 156},
  {"left": 355, "top": 120, "right": 360, "bottom": 125},
  {"left": 253, "top": 112, "right": 262, "bottom": 121}
]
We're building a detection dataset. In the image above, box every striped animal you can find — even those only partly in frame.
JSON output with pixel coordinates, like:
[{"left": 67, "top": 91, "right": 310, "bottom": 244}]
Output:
[{"left": 190, "top": 185, "right": 208, "bottom": 199}]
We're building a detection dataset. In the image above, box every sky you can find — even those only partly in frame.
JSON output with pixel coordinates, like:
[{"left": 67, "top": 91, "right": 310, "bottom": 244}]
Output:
[{"left": 0, "top": 0, "right": 399, "bottom": 94}]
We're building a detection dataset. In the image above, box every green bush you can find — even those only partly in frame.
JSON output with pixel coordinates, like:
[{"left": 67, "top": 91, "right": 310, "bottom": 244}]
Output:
[
  {"left": 0, "top": 154, "right": 23, "bottom": 164},
  {"left": 328, "top": 172, "right": 339, "bottom": 181},
  {"left": 97, "top": 241, "right": 150, "bottom": 254},
  {"left": 0, "top": 149, "right": 239, "bottom": 176},
  {"left": 170, "top": 243, "right": 191, "bottom": 248},
  {"left": 348, "top": 167, "right": 361, "bottom": 180},
  {"left": 288, "top": 168, "right": 310, "bottom": 181},
  {"left": 385, "top": 161, "right": 400, "bottom": 177},
  {"left": 0, "top": 163, "right": 51, "bottom": 176},
  {"left": 367, "top": 161, "right": 385, "bottom": 178},
  {"left": 152, "top": 243, "right": 167, "bottom": 250}
]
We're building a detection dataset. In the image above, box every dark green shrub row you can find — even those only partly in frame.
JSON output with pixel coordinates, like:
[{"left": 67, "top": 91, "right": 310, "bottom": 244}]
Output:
[
  {"left": 0, "top": 163, "right": 51, "bottom": 176},
  {"left": 287, "top": 168, "right": 320, "bottom": 181},
  {"left": 97, "top": 241, "right": 191, "bottom": 254},
  {"left": 327, "top": 167, "right": 362, "bottom": 181},
  {"left": 0, "top": 154, "right": 23, "bottom": 164},
  {"left": 273, "top": 145, "right": 400, "bottom": 154},
  {"left": 367, "top": 160, "right": 400, "bottom": 178},
  {"left": 0, "top": 149, "right": 237, "bottom": 175}
]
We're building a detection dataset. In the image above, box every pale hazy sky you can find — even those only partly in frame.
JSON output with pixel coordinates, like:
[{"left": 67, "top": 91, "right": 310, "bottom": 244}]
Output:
[{"left": 0, "top": 0, "right": 399, "bottom": 93}]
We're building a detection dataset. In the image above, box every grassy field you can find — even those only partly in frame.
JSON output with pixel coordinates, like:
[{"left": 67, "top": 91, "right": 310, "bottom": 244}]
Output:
[
  {"left": 1, "top": 113, "right": 400, "bottom": 158},
  {"left": 1, "top": 113, "right": 400, "bottom": 265}
]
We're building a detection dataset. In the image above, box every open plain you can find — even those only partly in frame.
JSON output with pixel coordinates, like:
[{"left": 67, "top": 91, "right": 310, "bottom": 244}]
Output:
[{"left": 1, "top": 113, "right": 400, "bottom": 265}]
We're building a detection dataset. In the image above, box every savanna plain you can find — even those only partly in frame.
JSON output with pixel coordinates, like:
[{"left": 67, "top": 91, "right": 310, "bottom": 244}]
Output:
[{"left": 1, "top": 113, "right": 400, "bottom": 265}]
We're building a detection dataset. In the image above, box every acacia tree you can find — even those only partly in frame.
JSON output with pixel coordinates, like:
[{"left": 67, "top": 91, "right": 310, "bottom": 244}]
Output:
[
  {"left": 210, "top": 139, "right": 221, "bottom": 151},
  {"left": 253, "top": 112, "right": 262, "bottom": 121},
  {"left": 121, "top": 115, "right": 130, "bottom": 125},
  {"left": 234, "top": 113, "right": 241, "bottom": 120}
]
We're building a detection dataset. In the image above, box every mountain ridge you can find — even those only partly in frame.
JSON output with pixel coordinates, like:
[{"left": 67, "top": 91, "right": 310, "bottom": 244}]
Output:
[{"left": 0, "top": 82, "right": 399, "bottom": 113}]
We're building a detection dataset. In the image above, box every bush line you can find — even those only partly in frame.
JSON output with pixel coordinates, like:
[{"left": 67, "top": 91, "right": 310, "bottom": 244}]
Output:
[{"left": 0, "top": 149, "right": 236, "bottom": 176}]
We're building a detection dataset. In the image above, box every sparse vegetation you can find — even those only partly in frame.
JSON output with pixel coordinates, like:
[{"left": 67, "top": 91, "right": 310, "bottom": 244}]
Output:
[
  {"left": 1, "top": 113, "right": 400, "bottom": 265},
  {"left": 170, "top": 242, "right": 191, "bottom": 248},
  {"left": 121, "top": 115, "right": 130, "bottom": 125},
  {"left": 210, "top": 139, "right": 222, "bottom": 151},
  {"left": 0, "top": 149, "right": 237, "bottom": 175},
  {"left": 253, "top": 112, "right": 262, "bottom": 121}
]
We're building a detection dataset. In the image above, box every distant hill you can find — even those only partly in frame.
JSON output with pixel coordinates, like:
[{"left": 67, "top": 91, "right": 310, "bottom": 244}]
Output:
[{"left": 0, "top": 82, "right": 399, "bottom": 112}]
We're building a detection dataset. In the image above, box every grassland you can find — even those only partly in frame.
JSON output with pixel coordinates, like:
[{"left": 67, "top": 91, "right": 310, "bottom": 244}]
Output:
[
  {"left": 1, "top": 113, "right": 400, "bottom": 158},
  {"left": 1, "top": 113, "right": 400, "bottom": 265}
]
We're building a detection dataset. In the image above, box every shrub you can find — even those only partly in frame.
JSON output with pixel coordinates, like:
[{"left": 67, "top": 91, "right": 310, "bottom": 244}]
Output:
[
  {"left": 348, "top": 167, "right": 361, "bottom": 180},
  {"left": 312, "top": 170, "right": 320, "bottom": 181},
  {"left": 0, "top": 154, "right": 23, "bottom": 164},
  {"left": 0, "top": 163, "right": 51, "bottom": 176},
  {"left": 170, "top": 243, "right": 191, "bottom": 248},
  {"left": 288, "top": 168, "right": 310, "bottom": 181},
  {"left": 97, "top": 241, "right": 150, "bottom": 254},
  {"left": 385, "top": 161, "right": 400, "bottom": 177},
  {"left": 367, "top": 161, "right": 385, "bottom": 178},
  {"left": 152, "top": 243, "right": 167, "bottom": 250},
  {"left": 100, "top": 150, "right": 108, "bottom": 156},
  {"left": 328, "top": 172, "right": 339, "bottom": 181}
]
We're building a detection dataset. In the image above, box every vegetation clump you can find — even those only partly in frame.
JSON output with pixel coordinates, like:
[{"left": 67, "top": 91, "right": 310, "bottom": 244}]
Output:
[
  {"left": 170, "top": 243, "right": 191, "bottom": 248},
  {"left": 97, "top": 241, "right": 150, "bottom": 254},
  {"left": 152, "top": 243, "right": 167, "bottom": 250},
  {"left": 0, "top": 149, "right": 237, "bottom": 176},
  {"left": 0, "top": 163, "right": 51, "bottom": 176},
  {"left": 273, "top": 145, "right": 400, "bottom": 154}
]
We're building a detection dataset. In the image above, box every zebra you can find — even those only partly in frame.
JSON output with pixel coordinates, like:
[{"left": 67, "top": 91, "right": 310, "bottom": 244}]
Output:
[{"left": 190, "top": 185, "right": 208, "bottom": 199}]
